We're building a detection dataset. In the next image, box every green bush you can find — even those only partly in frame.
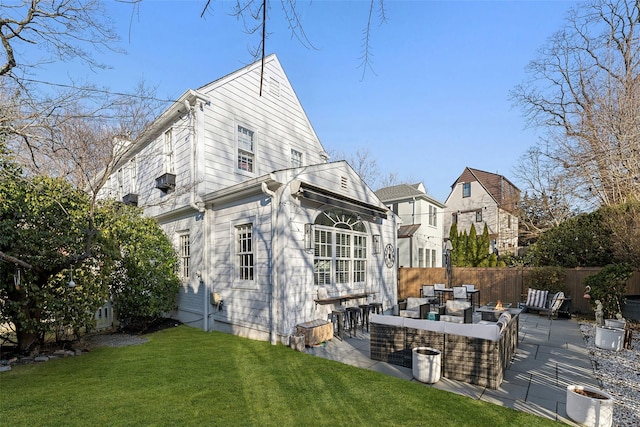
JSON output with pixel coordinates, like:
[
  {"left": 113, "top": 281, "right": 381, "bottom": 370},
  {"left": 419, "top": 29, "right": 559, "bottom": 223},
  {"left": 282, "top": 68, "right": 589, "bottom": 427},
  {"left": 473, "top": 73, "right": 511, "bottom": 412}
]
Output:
[
  {"left": 524, "top": 266, "right": 567, "bottom": 293},
  {"left": 583, "top": 264, "right": 632, "bottom": 319}
]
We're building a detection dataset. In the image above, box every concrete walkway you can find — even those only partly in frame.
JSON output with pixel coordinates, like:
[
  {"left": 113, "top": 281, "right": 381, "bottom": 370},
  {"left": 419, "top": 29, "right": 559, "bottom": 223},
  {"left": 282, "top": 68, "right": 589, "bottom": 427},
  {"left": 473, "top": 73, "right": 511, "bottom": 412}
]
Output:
[{"left": 305, "top": 312, "right": 600, "bottom": 425}]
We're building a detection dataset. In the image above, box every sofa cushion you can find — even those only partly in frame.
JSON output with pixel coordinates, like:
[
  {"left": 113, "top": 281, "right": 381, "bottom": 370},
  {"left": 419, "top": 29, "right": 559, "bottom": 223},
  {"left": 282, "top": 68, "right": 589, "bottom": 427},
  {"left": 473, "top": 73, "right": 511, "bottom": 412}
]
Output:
[
  {"left": 525, "top": 288, "right": 548, "bottom": 308},
  {"left": 440, "top": 315, "right": 465, "bottom": 324},
  {"left": 446, "top": 299, "right": 471, "bottom": 315},
  {"left": 406, "top": 297, "right": 430, "bottom": 310},
  {"left": 399, "top": 309, "right": 421, "bottom": 319},
  {"left": 370, "top": 313, "right": 406, "bottom": 327},
  {"left": 403, "top": 317, "right": 445, "bottom": 333},
  {"left": 496, "top": 312, "right": 512, "bottom": 334}
]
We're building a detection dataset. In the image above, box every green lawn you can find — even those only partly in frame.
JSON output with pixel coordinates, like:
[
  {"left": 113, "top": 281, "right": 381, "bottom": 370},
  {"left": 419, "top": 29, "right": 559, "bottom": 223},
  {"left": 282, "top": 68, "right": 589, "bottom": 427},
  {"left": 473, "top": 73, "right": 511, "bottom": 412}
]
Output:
[{"left": 0, "top": 326, "right": 562, "bottom": 426}]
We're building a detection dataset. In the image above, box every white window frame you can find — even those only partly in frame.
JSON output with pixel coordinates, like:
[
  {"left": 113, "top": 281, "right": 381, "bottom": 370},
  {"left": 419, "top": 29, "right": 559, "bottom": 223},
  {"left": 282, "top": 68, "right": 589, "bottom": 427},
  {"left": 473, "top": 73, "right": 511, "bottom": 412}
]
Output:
[
  {"left": 418, "top": 248, "right": 425, "bottom": 267},
  {"left": 428, "top": 205, "right": 438, "bottom": 227},
  {"left": 129, "top": 158, "right": 138, "bottom": 194},
  {"left": 462, "top": 182, "right": 471, "bottom": 198},
  {"left": 291, "top": 148, "right": 303, "bottom": 168},
  {"left": 314, "top": 229, "right": 332, "bottom": 287},
  {"left": 178, "top": 232, "right": 190, "bottom": 280},
  {"left": 236, "top": 124, "right": 256, "bottom": 174},
  {"left": 235, "top": 223, "right": 254, "bottom": 285},
  {"left": 312, "top": 210, "right": 367, "bottom": 290},
  {"left": 431, "top": 249, "right": 437, "bottom": 268},
  {"left": 164, "top": 128, "right": 175, "bottom": 173}
]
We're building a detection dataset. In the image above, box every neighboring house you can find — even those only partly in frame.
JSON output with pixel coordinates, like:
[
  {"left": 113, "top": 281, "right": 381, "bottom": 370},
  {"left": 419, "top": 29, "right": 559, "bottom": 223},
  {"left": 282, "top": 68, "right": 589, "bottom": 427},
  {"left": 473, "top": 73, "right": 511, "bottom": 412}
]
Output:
[
  {"left": 97, "top": 54, "right": 397, "bottom": 344},
  {"left": 375, "top": 183, "right": 446, "bottom": 268},
  {"left": 443, "top": 167, "right": 520, "bottom": 256}
]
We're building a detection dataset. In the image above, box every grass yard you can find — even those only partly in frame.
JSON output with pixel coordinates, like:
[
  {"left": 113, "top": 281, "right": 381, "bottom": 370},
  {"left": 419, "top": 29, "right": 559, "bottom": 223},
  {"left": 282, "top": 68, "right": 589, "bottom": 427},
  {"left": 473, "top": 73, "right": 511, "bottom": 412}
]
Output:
[{"left": 0, "top": 326, "right": 562, "bottom": 426}]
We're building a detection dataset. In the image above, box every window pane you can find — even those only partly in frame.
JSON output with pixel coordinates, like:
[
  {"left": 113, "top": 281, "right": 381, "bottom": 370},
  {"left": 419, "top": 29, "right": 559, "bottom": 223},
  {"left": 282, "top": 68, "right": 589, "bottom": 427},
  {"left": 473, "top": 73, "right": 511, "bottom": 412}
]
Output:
[
  {"left": 238, "top": 150, "right": 254, "bottom": 172},
  {"left": 336, "top": 260, "right": 350, "bottom": 284},
  {"left": 463, "top": 183, "right": 471, "bottom": 198},
  {"left": 180, "top": 234, "right": 190, "bottom": 278},
  {"left": 236, "top": 224, "right": 253, "bottom": 281},
  {"left": 291, "top": 149, "right": 303, "bottom": 168},
  {"left": 238, "top": 126, "right": 254, "bottom": 151}
]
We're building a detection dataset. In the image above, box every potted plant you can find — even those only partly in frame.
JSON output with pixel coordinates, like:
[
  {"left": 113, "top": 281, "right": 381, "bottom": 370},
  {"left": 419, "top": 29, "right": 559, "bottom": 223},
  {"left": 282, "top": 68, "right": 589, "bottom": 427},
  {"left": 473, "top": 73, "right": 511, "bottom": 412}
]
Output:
[{"left": 566, "top": 385, "right": 614, "bottom": 427}]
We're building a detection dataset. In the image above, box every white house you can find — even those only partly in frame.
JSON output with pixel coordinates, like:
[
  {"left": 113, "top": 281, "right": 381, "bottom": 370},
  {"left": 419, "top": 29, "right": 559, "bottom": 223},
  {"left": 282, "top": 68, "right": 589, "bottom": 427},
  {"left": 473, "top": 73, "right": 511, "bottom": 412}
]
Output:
[
  {"left": 375, "top": 183, "right": 446, "bottom": 268},
  {"left": 98, "top": 54, "right": 397, "bottom": 344},
  {"left": 443, "top": 167, "right": 520, "bottom": 256}
]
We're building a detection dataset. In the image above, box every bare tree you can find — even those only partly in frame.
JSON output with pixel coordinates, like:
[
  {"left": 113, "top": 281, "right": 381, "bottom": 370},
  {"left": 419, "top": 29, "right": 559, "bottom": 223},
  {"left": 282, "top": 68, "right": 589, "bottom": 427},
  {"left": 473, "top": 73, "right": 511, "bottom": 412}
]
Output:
[
  {"left": 328, "top": 146, "right": 381, "bottom": 189},
  {"left": 200, "top": 0, "right": 387, "bottom": 80},
  {"left": 0, "top": 0, "right": 119, "bottom": 77},
  {"left": 6, "top": 79, "right": 165, "bottom": 198},
  {"left": 511, "top": 0, "right": 640, "bottom": 208},
  {"left": 513, "top": 145, "right": 579, "bottom": 245}
]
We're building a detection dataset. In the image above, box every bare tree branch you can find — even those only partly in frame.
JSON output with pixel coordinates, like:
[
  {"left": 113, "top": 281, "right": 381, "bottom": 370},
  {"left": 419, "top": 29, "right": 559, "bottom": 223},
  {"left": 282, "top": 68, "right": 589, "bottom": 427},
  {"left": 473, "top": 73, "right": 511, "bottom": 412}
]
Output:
[{"left": 512, "top": 0, "right": 640, "bottom": 209}]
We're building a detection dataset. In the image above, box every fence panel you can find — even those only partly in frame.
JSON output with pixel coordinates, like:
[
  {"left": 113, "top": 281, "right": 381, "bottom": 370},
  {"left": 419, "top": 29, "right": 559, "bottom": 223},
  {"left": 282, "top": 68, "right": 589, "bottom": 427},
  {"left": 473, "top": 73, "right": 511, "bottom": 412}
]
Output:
[{"left": 398, "top": 267, "right": 640, "bottom": 314}]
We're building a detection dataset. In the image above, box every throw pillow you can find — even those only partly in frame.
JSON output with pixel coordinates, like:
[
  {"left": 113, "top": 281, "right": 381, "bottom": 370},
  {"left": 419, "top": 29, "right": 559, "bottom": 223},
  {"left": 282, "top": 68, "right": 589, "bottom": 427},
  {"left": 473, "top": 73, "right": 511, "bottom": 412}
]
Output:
[{"left": 526, "top": 288, "right": 548, "bottom": 308}]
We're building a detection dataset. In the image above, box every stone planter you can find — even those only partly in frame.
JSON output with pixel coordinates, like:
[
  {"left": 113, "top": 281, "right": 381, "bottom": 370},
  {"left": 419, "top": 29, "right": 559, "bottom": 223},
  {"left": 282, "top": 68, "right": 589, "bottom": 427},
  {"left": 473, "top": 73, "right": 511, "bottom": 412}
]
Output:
[
  {"left": 412, "top": 347, "right": 441, "bottom": 384},
  {"left": 566, "top": 385, "right": 614, "bottom": 427},
  {"left": 604, "top": 318, "right": 626, "bottom": 329},
  {"left": 595, "top": 326, "right": 625, "bottom": 351}
]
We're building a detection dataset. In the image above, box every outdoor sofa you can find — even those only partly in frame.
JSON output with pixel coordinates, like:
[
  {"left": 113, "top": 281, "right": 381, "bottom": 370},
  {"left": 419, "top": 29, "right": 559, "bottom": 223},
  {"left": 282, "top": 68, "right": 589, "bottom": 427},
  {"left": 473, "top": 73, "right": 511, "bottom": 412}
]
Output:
[{"left": 369, "top": 311, "right": 519, "bottom": 389}]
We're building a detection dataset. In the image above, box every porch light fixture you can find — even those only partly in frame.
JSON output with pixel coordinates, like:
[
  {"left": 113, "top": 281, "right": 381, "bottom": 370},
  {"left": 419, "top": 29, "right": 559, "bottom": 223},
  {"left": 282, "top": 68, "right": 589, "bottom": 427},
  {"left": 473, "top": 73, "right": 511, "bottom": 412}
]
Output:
[
  {"left": 373, "top": 234, "right": 381, "bottom": 254},
  {"left": 304, "top": 223, "right": 313, "bottom": 251}
]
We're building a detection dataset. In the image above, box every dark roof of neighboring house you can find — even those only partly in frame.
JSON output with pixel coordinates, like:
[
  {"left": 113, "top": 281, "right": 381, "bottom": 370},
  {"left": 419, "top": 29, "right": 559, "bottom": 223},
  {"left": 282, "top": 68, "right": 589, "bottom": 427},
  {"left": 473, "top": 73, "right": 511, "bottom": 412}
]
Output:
[
  {"left": 451, "top": 167, "right": 520, "bottom": 212},
  {"left": 375, "top": 183, "right": 445, "bottom": 207},
  {"left": 398, "top": 224, "right": 422, "bottom": 238}
]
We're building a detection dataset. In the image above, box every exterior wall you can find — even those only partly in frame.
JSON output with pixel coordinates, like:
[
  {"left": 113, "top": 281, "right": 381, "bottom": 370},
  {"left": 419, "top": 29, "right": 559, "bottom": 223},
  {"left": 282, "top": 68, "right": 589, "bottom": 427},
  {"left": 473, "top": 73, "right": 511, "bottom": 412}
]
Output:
[
  {"left": 444, "top": 181, "right": 498, "bottom": 254},
  {"left": 276, "top": 166, "right": 398, "bottom": 336},
  {"left": 198, "top": 57, "right": 327, "bottom": 196},
  {"left": 160, "top": 213, "right": 206, "bottom": 329},
  {"left": 96, "top": 56, "right": 396, "bottom": 344},
  {"left": 205, "top": 193, "right": 273, "bottom": 341},
  {"left": 387, "top": 197, "right": 444, "bottom": 268}
]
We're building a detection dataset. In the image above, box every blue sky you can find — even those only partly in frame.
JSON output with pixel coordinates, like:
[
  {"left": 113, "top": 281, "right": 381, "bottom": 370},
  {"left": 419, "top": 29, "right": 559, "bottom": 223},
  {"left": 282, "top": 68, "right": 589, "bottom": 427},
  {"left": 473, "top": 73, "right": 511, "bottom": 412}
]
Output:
[{"left": 29, "top": 0, "right": 578, "bottom": 201}]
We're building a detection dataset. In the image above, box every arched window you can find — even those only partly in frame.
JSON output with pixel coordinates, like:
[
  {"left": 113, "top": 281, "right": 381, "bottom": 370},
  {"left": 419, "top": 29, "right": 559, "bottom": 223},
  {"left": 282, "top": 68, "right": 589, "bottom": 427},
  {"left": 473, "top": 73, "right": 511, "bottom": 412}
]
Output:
[{"left": 313, "top": 209, "right": 367, "bottom": 289}]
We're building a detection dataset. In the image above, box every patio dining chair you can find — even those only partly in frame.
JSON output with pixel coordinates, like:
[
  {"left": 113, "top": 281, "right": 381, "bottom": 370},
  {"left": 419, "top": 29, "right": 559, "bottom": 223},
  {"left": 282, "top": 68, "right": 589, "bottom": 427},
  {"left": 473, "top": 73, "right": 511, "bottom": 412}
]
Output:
[
  {"left": 421, "top": 285, "right": 440, "bottom": 307},
  {"left": 453, "top": 286, "right": 467, "bottom": 301}
]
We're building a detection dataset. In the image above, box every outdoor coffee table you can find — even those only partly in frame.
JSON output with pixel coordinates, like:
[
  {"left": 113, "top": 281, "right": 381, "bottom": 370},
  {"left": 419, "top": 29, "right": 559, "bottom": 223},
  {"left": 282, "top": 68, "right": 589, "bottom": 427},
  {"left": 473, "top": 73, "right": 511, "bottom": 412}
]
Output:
[{"left": 477, "top": 303, "right": 513, "bottom": 321}]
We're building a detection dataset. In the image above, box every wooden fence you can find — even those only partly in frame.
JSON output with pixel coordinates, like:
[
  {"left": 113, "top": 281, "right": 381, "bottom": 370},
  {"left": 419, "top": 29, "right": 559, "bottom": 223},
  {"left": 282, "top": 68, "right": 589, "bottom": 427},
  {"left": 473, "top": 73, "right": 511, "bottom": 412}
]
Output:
[{"left": 398, "top": 267, "right": 640, "bottom": 314}]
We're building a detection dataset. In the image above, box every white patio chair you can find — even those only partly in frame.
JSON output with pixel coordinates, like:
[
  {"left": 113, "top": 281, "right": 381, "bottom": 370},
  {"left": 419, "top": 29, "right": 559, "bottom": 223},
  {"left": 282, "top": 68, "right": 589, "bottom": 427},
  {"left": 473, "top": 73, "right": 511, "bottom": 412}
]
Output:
[{"left": 453, "top": 286, "right": 467, "bottom": 300}]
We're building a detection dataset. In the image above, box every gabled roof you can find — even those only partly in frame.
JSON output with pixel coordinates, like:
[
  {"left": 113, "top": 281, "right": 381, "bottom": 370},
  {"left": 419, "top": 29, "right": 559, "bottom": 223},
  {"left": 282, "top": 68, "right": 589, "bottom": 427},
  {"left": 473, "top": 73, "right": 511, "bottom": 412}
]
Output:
[
  {"left": 450, "top": 167, "right": 520, "bottom": 211},
  {"left": 375, "top": 183, "right": 445, "bottom": 208}
]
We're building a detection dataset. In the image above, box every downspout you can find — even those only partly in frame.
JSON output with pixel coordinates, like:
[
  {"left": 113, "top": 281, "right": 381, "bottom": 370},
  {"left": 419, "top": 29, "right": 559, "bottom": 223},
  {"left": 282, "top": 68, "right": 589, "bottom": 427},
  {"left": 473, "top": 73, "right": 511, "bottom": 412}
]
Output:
[
  {"left": 185, "top": 100, "right": 207, "bottom": 331},
  {"left": 410, "top": 197, "right": 416, "bottom": 267},
  {"left": 185, "top": 99, "right": 205, "bottom": 214},
  {"left": 261, "top": 182, "right": 278, "bottom": 345},
  {"left": 202, "top": 207, "right": 210, "bottom": 332}
]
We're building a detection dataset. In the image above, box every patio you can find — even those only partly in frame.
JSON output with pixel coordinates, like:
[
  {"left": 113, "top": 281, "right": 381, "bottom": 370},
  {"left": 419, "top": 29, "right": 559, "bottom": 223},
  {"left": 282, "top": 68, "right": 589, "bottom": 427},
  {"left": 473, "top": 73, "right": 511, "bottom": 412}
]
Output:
[{"left": 305, "top": 312, "right": 599, "bottom": 425}]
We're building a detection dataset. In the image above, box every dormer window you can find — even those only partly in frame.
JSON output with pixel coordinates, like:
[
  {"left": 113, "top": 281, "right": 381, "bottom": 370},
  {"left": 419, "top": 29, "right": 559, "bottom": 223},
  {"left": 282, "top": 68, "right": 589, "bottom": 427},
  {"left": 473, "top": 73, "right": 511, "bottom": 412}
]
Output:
[{"left": 237, "top": 125, "right": 255, "bottom": 173}]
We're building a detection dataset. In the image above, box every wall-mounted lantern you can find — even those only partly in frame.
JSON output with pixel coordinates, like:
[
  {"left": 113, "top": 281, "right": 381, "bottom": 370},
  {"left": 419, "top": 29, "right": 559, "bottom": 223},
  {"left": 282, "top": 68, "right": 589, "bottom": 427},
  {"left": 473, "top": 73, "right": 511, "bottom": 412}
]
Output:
[
  {"left": 304, "top": 223, "right": 314, "bottom": 251},
  {"left": 373, "top": 234, "right": 381, "bottom": 255}
]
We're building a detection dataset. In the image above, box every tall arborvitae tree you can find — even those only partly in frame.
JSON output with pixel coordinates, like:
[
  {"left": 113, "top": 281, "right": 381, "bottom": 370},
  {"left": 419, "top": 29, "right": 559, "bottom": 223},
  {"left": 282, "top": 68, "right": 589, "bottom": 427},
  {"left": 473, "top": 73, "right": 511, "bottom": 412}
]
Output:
[{"left": 449, "top": 223, "right": 459, "bottom": 266}]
